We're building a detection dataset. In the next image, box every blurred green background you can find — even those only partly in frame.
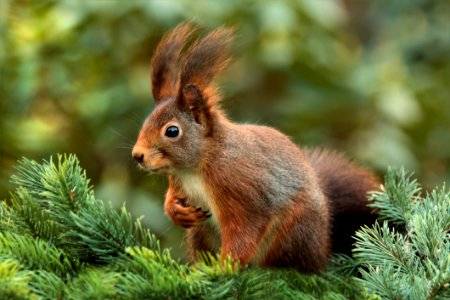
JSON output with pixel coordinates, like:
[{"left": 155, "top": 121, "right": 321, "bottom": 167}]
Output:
[{"left": 1, "top": 0, "right": 449, "bottom": 260}]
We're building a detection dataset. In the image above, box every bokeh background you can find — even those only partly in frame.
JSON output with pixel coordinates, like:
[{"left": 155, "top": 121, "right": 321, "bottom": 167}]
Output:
[{"left": 1, "top": 0, "right": 449, "bottom": 260}]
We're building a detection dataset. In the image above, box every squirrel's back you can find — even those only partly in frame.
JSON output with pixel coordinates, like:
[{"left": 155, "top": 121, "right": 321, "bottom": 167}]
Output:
[
  {"left": 210, "top": 123, "right": 322, "bottom": 209},
  {"left": 305, "top": 148, "right": 379, "bottom": 255}
]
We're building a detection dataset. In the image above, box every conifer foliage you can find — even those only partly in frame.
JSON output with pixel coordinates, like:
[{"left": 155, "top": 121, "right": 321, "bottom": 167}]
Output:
[
  {"left": 355, "top": 168, "right": 450, "bottom": 299},
  {"left": 0, "top": 155, "right": 448, "bottom": 299}
]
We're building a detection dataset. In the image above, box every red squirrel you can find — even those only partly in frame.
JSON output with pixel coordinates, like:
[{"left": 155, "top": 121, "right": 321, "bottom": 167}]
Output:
[{"left": 132, "top": 24, "right": 378, "bottom": 273}]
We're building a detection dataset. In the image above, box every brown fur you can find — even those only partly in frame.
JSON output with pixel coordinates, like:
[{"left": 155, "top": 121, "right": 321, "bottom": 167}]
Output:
[
  {"left": 305, "top": 148, "right": 379, "bottom": 255},
  {"left": 132, "top": 24, "right": 379, "bottom": 273},
  {"left": 186, "top": 223, "right": 220, "bottom": 261},
  {"left": 263, "top": 193, "right": 330, "bottom": 273},
  {"left": 151, "top": 23, "right": 195, "bottom": 102},
  {"left": 179, "top": 27, "right": 233, "bottom": 107}
]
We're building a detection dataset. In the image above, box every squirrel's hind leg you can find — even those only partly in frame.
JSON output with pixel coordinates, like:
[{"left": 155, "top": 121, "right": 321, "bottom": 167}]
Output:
[
  {"left": 261, "top": 194, "right": 331, "bottom": 273},
  {"left": 186, "top": 223, "right": 221, "bottom": 263}
]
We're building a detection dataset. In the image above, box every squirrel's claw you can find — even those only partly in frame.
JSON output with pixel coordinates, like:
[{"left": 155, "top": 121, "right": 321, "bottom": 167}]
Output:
[{"left": 168, "top": 200, "right": 211, "bottom": 228}]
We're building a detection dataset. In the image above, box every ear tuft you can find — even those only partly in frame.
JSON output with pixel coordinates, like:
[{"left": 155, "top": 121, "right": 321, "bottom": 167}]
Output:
[
  {"left": 179, "top": 27, "right": 234, "bottom": 107},
  {"left": 151, "top": 23, "right": 196, "bottom": 103}
]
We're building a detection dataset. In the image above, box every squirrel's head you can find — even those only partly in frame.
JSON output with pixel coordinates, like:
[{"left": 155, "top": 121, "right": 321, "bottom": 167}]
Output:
[{"left": 132, "top": 23, "right": 233, "bottom": 174}]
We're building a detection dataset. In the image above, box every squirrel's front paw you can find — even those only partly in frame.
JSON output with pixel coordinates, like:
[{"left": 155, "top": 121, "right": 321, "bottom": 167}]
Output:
[{"left": 166, "top": 199, "right": 211, "bottom": 228}]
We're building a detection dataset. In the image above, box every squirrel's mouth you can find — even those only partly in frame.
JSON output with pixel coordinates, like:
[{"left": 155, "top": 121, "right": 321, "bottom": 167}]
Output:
[
  {"left": 147, "top": 165, "right": 171, "bottom": 175},
  {"left": 137, "top": 153, "right": 173, "bottom": 175}
]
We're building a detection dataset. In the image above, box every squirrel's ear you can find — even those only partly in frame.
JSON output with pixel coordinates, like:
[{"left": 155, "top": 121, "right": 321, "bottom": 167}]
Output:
[
  {"left": 177, "top": 84, "right": 209, "bottom": 125},
  {"left": 178, "top": 27, "right": 234, "bottom": 107},
  {"left": 150, "top": 23, "right": 195, "bottom": 103}
]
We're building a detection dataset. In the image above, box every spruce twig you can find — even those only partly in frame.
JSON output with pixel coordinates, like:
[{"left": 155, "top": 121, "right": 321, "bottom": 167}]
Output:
[{"left": 356, "top": 168, "right": 449, "bottom": 299}]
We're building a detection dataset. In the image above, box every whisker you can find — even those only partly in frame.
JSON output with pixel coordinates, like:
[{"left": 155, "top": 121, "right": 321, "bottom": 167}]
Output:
[
  {"left": 160, "top": 224, "right": 174, "bottom": 236},
  {"left": 129, "top": 111, "right": 148, "bottom": 125},
  {"left": 109, "top": 127, "right": 136, "bottom": 144},
  {"left": 116, "top": 145, "right": 134, "bottom": 150}
]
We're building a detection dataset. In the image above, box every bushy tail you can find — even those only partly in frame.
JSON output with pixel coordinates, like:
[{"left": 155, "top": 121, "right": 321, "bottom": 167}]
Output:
[{"left": 305, "top": 148, "right": 379, "bottom": 255}]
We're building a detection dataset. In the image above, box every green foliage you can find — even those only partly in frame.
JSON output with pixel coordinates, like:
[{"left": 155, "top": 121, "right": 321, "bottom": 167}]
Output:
[
  {"left": 368, "top": 167, "right": 422, "bottom": 225},
  {"left": 0, "top": 260, "right": 35, "bottom": 300},
  {"left": 355, "top": 168, "right": 450, "bottom": 299},
  {"left": 1, "top": 155, "right": 448, "bottom": 299},
  {"left": 0, "top": 154, "right": 370, "bottom": 299},
  {"left": 0, "top": 231, "right": 76, "bottom": 277},
  {"left": 9, "top": 155, "right": 158, "bottom": 264}
]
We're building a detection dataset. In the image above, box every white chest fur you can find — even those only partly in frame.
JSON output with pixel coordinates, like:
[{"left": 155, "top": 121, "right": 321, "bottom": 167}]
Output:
[
  {"left": 177, "top": 173, "right": 220, "bottom": 234},
  {"left": 176, "top": 172, "right": 220, "bottom": 230},
  {"left": 176, "top": 173, "right": 221, "bottom": 244},
  {"left": 177, "top": 172, "right": 211, "bottom": 210}
]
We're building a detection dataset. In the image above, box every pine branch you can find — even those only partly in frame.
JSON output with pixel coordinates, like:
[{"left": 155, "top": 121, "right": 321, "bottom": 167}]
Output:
[
  {"left": 356, "top": 168, "right": 449, "bottom": 299},
  {"left": 368, "top": 167, "right": 421, "bottom": 226},
  {"left": 10, "top": 188, "right": 61, "bottom": 243},
  {"left": 0, "top": 260, "right": 35, "bottom": 300},
  {"left": 114, "top": 247, "right": 206, "bottom": 299},
  {"left": 354, "top": 222, "right": 417, "bottom": 274},
  {"left": 65, "top": 269, "right": 120, "bottom": 300},
  {"left": 11, "top": 156, "right": 92, "bottom": 215},
  {"left": 28, "top": 271, "right": 65, "bottom": 300},
  {"left": 409, "top": 186, "right": 450, "bottom": 262},
  {"left": 0, "top": 232, "right": 78, "bottom": 277},
  {"left": 9, "top": 155, "right": 159, "bottom": 264},
  {"left": 62, "top": 202, "right": 159, "bottom": 264}
]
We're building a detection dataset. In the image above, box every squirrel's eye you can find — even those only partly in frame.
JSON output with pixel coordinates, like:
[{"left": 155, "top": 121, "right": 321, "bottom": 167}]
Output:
[{"left": 165, "top": 126, "right": 180, "bottom": 138}]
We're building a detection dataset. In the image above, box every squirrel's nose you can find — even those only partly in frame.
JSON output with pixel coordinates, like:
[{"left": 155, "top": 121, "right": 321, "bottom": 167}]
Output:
[{"left": 132, "top": 151, "right": 144, "bottom": 164}]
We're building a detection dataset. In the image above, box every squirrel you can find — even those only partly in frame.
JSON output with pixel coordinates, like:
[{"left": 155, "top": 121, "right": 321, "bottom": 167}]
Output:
[{"left": 132, "top": 23, "right": 379, "bottom": 273}]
